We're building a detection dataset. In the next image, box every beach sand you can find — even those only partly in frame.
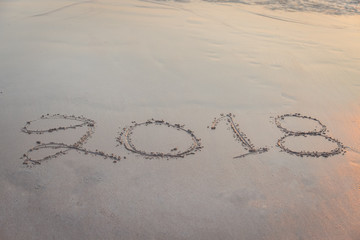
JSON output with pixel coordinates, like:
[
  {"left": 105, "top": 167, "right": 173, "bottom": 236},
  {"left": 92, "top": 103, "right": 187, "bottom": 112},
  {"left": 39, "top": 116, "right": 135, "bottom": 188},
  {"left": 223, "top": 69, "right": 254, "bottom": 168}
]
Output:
[{"left": 1, "top": 0, "right": 360, "bottom": 239}]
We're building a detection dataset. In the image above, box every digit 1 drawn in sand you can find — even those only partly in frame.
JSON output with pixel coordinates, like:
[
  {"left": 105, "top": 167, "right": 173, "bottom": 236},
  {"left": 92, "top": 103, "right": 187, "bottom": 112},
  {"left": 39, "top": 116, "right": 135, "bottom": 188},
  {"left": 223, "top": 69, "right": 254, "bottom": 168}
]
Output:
[
  {"left": 275, "top": 113, "right": 345, "bottom": 157},
  {"left": 117, "top": 119, "right": 202, "bottom": 159},
  {"left": 21, "top": 114, "right": 122, "bottom": 165},
  {"left": 210, "top": 113, "right": 268, "bottom": 158}
]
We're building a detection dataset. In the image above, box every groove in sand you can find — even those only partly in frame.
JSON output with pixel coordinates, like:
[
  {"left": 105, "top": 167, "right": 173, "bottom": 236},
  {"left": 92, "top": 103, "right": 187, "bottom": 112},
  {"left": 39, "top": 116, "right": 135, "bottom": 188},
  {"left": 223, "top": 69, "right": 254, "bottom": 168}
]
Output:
[
  {"left": 275, "top": 113, "right": 345, "bottom": 158},
  {"left": 210, "top": 113, "right": 268, "bottom": 158},
  {"left": 118, "top": 119, "right": 202, "bottom": 159},
  {"left": 21, "top": 114, "right": 122, "bottom": 165}
]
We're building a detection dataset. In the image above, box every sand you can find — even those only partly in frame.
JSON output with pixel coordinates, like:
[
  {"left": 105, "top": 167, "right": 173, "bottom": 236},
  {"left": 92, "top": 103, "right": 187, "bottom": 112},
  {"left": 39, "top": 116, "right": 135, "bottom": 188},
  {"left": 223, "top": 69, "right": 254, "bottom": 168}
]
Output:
[{"left": 1, "top": 0, "right": 360, "bottom": 239}]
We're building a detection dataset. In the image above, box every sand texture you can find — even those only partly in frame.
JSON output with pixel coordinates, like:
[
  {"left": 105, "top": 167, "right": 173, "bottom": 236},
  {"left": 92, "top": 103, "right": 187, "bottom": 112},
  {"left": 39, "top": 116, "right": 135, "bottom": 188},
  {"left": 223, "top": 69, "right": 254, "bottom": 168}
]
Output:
[{"left": 1, "top": 0, "right": 360, "bottom": 239}]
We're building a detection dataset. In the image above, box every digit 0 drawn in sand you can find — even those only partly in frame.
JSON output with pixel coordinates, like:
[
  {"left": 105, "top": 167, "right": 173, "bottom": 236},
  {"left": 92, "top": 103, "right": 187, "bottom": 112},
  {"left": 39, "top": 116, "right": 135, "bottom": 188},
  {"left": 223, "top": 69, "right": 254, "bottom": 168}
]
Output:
[
  {"left": 117, "top": 119, "right": 202, "bottom": 159},
  {"left": 275, "top": 113, "right": 345, "bottom": 157},
  {"left": 21, "top": 113, "right": 359, "bottom": 165},
  {"left": 210, "top": 113, "right": 268, "bottom": 158},
  {"left": 21, "top": 114, "right": 122, "bottom": 165}
]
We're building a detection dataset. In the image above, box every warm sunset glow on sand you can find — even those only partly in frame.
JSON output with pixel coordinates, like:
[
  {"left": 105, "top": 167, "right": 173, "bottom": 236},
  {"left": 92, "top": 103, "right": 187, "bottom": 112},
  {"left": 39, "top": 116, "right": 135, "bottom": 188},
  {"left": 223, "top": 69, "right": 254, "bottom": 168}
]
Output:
[{"left": 0, "top": 0, "right": 360, "bottom": 239}]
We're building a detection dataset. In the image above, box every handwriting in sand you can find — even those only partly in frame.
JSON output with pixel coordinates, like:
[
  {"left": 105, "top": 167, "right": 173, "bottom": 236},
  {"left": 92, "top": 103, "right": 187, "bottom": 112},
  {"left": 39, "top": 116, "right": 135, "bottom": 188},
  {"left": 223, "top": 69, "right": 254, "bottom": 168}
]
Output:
[{"left": 21, "top": 113, "right": 350, "bottom": 165}]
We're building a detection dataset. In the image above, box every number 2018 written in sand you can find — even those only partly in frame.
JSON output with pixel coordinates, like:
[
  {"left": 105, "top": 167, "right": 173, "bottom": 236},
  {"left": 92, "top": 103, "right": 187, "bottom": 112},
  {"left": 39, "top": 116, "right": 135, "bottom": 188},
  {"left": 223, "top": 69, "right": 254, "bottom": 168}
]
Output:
[{"left": 21, "top": 113, "right": 353, "bottom": 165}]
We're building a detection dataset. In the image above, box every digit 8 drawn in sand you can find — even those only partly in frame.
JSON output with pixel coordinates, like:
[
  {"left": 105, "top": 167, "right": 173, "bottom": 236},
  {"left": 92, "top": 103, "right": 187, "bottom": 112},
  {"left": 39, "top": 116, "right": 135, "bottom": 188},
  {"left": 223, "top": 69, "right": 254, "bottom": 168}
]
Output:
[{"left": 275, "top": 113, "right": 345, "bottom": 157}]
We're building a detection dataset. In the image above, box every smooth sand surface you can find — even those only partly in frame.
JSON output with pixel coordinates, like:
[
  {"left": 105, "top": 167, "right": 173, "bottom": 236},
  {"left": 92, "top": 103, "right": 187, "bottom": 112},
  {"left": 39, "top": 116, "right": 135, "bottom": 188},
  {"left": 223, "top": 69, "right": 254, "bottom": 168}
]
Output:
[{"left": 1, "top": 0, "right": 360, "bottom": 239}]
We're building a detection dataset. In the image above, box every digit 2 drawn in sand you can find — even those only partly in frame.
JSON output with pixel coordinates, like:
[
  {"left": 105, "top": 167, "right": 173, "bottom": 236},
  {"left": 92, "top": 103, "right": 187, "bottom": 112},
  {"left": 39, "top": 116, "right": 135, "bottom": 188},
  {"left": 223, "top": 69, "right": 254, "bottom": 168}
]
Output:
[
  {"left": 21, "top": 113, "right": 357, "bottom": 165},
  {"left": 210, "top": 113, "right": 268, "bottom": 158},
  {"left": 117, "top": 119, "right": 202, "bottom": 158},
  {"left": 275, "top": 113, "right": 345, "bottom": 157},
  {"left": 21, "top": 114, "right": 122, "bottom": 165}
]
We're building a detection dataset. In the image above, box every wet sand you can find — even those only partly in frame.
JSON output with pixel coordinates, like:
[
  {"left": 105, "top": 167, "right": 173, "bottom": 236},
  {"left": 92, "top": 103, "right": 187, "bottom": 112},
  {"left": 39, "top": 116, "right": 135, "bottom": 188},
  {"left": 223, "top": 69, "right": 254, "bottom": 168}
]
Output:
[{"left": 1, "top": 0, "right": 360, "bottom": 239}]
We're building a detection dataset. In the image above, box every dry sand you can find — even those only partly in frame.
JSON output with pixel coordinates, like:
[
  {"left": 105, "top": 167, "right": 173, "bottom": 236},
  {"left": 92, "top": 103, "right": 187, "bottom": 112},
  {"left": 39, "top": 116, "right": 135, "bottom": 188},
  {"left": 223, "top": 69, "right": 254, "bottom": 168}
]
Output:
[{"left": 1, "top": 0, "right": 360, "bottom": 239}]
